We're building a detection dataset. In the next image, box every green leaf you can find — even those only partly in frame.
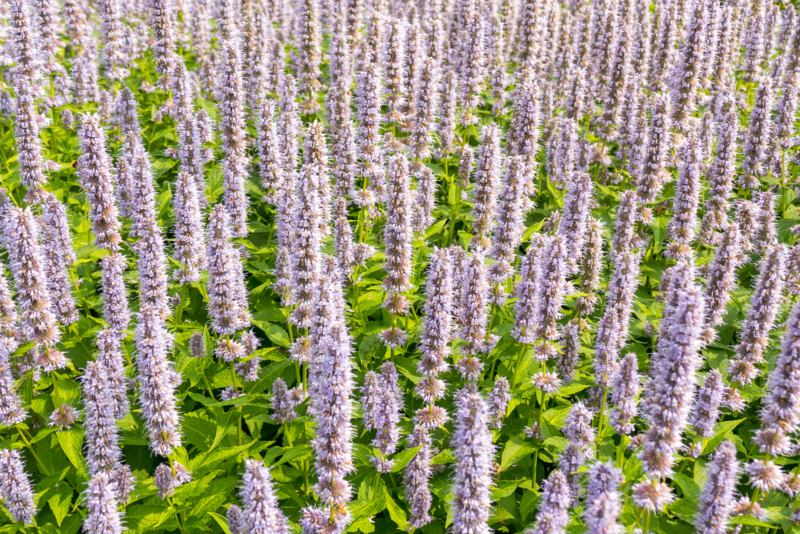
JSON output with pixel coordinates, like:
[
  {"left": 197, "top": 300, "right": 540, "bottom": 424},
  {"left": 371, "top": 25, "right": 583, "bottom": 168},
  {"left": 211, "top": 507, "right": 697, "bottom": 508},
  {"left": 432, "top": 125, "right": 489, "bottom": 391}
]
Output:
[
  {"left": 350, "top": 474, "right": 386, "bottom": 524},
  {"left": 431, "top": 448, "right": 454, "bottom": 465},
  {"left": 47, "top": 483, "right": 72, "bottom": 526},
  {"left": 182, "top": 413, "right": 217, "bottom": 449},
  {"left": 190, "top": 443, "right": 252, "bottom": 473},
  {"left": 424, "top": 218, "right": 448, "bottom": 238},
  {"left": 555, "top": 381, "right": 591, "bottom": 396},
  {"left": 500, "top": 436, "right": 535, "bottom": 471},
  {"left": 56, "top": 428, "right": 87, "bottom": 478},
  {"left": 357, "top": 291, "right": 384, "bottom": 314},
  {"left": 209, "top": 511, "right": 232, "bottom": 534},
  {"left": 125, "top": 504, "right": 177, "bottom": 531},
  {"left": 254, "top": 321, "right": 291, "bottom": 348},
  {"left": 672, "top": 472, "right": 700, "bottom": 504},
  {"left": 275, "top": 444, "right": 312, "bottom": 466},
  {"left": 383, "top": 486, "right": 408, "bottom": 529},
  {"left": 389, "top": 445, "right": 421, "bottom": 473},
  {"left": 702, "top": 418, "right": 744, "bottom": 455}
]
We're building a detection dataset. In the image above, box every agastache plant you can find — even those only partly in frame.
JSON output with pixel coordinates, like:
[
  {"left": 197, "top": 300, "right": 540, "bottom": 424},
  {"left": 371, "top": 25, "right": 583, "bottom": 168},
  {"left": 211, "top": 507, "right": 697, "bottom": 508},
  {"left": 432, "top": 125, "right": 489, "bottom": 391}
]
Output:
[
  {"left": 77, "top": 114, "right": 122, "bottom": 251},
  {"left": 134, "top": 307, "right": 182, "bottom": 457},
  {"left": 306, "top": 264, "right": 353, "bottom": 528},
  {"left": 730, "top": 244, "right": 785, "bottom": 385},
  {"left": 382, "top": 154, "right": 412, "bottom": 334},
  {"left": 416, "top": 247, "right": 453, "bottom": 427},
  {"left": 0, "top": 449, "right": 35, "bottom": 524},
  {"left": 1, "top": 0, "right": 800, "bottom": 530},
  {"left": 756, "top": 298, "right": 800, "bottom": 455},
  {"left": 0, "top": 338, "right": 25, "bottom": 426},
  {"left": 639, "top": 283, "right": 705, "bottom": 493},
  {"left": 218, "top": 41, "right": 250, "bottom": 237},
  {"left": 451, "top": 386, "right": 494, "bottom": 534},
  {"left": 694, "top": 441, "right": 739, "bottom": 534},
  {"left": 2, "top": 206, "right": 60, "bottom": 352}
]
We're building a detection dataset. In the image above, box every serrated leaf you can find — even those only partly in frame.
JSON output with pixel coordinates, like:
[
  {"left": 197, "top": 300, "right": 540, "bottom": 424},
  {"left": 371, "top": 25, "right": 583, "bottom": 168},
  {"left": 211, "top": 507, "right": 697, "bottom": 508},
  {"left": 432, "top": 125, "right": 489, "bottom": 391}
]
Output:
[
  {"left": 47, "top": 483, "right": 72, "bottom": 526},
  {"left": 389, "top": 445, "right": 421, "bottom": 473},
  {"left": 357, "top": 291, "right": 384, "bottom": 314},
  {"left": 702, "top": 418, "right": 744, "bottom": 455},
  {"left": 209, "top": 511, "right": 232, "bottom": 534},
  {"left": 275, "top": 444, "right": 312, "bottom": 466},
  {"left": 383, "top": 486, "right": 408, "bottom": 529},
  {"left": 190, "top": 443, "right": 252, "bottom": 473},
  {"left": 125, "top": 504, "right": 177, "bottom": 531},
  {"left": 254, "top": 321, "right": 291, "bottom": 347},
  {"left": 500, "top": 436, "right": 535, "bottom": 471},
  {"left": 56, "top": 428, "right": 87, "bottom": 478}
]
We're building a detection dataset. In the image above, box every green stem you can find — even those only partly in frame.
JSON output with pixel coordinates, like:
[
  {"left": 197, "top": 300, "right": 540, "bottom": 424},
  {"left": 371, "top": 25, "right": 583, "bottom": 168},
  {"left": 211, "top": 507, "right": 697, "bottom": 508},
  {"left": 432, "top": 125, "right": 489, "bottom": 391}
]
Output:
[
  {"left": 294, "top": 361, "right": 302, "bottom": 389},
  {"left": 283, "top": 423, "right": 293, "bottom": 448},
  {"left": 17, "top": 428, "right": 49, "bottom": 477},
  {"left": 596, "top": 385, "right": 608, "bottom": 446},
  {"left": 617, "top": 435, "right": 629, "bottom": 468},
  {"left": 537, "top": 392, "right": 547, "bottom": 435},
  {"left": 512, "top": 343, "right": 531, "bottom": 387},
  {"left": 168, "top": 495, "right": 188, "bottom": 534},
  {"left": 201, "top": 359, "right": 215, "bottom": 399},
  {"left": 230, "top": 364, "right": 241, "bottom": 445}
]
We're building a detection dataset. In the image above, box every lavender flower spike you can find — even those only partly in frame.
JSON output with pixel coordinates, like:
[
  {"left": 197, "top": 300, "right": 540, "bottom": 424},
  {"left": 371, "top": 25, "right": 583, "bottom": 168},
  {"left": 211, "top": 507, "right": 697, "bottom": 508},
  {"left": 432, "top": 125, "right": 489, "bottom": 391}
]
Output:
[
  {"left": 690, "top": 369, "right": 725, "bottom": 439},
  {"left": 527, "top": 469, "right": 570, "bottom": 534},
  {"left": 730, "top": 244, "right": 785, "bottom": 385},
  {"left": 368, "top": 362, "right": 403, "bottom": 469},
  {"left": 383, "top": 154, "right": 413, "bottom": 308},
  {"left": 100, "top": 253, "right": 130, "bottom": 333},
  {"left": 757, "top": 297, "right": 800, "bottom": 455},
  {"left": 2, "top": 206, "right": 59, "bottom": 348},
  {"left": 135, "top": 308, "right": 181, "bottom": 456},
  {"left": 513, "top": 235, "right": 546, "bottom": 344},
  {"left": 0, "top": 338, "right": 25, "bottom": 425},
  {"left": 218, "top": 41, "right": 250, "bottom": 237},
  {"left": 533, "top": 235, "right": 569, "bottom": 361},
  {"left": 77, "top": 114, "right": 122, "bottom": 251},
  {"left": 471, "top": 125, "right": 501, "bottom": 249},
  {"left": 452, "top": 386, "right": 494, "bottom": 534},
  {"left": 701, "top": 223, "right": 743, "bottom": 342},
  {"left": 459, "top": 251, "right": 490, "bottom": 368},
  {"left": 404, "top": 425, "right": 433, "bottom": 528},
  {"left": 173, "top": 170, "right": 207, "bottom": 283},
  {"left": 584, "top": 462, "right": 623, "bottom": 534},
  {"left": 96, "top": 329, "right": 129, "bottom": 420},
  {"left": 418, "top": 248, "right": 454, "bottom": 379},
  {"left": 489, "top": 156, "right": 528, "bottom": 283},
  {"left": 609, "top": 353, "right": 640, "bottom": 435},
  {"left": 487, "top": 376, "right": 511, "bottom": 429},
  {"left": 577, "top": 218, "right": 604, "bottom": 316},
  {"left": 241, "top": 459, "right": 290, "bottom": 534},
  {"left": 0, "top": 262, "right": 18, "bottom": 339},
  {"left": 82, "top": 360, "right": 124, "bottom": 475},
  {"left": 307, "top": 264, "right": 353, "bottom": 525},
  {"left": 207, "top": 205, "right": 251, "bottom": 335},
  {"left": 557, "top": 171, "right": 593, "bottom": 273},
  {"left": 635, "top": 93, "right": 671, "bottom": 218},
  {"left": 640, "top": 285, "right": 705, "bottom": 478},
  {"left": 695, "top": 441, "right": 739, "bottom": 534},
  {"left": 84, "top": 471, "right": 123, "bottom": 534},
  {"left": 0, "top": 449, "right": 35, "bottom": 524},
  {"left": 740, "top": 77, "right": 773, "bottom": 189},
  {"left": 289, "top": 146, "right": 322, "bottom": 327},
  {"left": 666, "top": 129, "right": 702, "bottom": 259},
  {"left": 40, "top": 194, "right": 78, "bottom": 325}
]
